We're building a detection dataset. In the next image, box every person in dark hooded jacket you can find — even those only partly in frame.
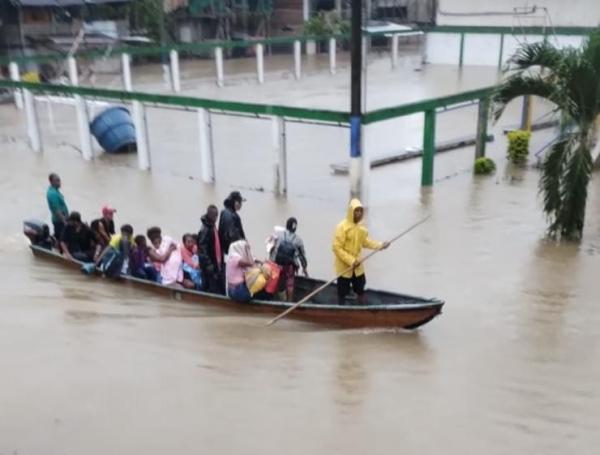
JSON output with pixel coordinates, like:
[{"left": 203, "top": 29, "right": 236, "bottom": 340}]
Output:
[
  {"left": 219, "top": 191, "right": 246, "bottom": 255},
  {"left": 197, "top": 205, "right": 225, "bottom": 294}
]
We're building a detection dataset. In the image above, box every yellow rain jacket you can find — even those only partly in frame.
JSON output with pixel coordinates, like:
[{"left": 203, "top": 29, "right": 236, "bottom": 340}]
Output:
[{"left": 332, "top": 199, "right": 383, "bottom": 278}]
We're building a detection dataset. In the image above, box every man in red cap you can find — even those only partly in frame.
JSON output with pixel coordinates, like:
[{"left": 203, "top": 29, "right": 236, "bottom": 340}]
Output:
[{"left": 91, "top": 205, "right": 116, "bottom": 260}]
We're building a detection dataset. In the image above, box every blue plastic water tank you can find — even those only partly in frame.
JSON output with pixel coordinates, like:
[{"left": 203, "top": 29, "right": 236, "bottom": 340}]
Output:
[{"left": 89, "top": 106, "right": 136, "bottom": 153}]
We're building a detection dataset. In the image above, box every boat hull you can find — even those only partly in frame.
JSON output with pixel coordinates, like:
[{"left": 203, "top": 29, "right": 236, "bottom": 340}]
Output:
[{"left": 30, "top": 245, "right": 444, "bottom": 329}]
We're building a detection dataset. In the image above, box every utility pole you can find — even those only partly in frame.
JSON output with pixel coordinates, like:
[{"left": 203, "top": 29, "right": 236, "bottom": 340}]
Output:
[{"left": 349, "top": 0, "right": 364, "bottom": 198}]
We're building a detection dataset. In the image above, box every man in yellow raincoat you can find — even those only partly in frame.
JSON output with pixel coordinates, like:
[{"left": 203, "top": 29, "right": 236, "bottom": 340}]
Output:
[{"left": 332, "top": 199, "right": 389, "bottom": 305}]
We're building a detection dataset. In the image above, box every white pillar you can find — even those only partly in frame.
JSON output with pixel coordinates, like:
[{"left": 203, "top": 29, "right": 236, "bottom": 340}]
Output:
[
  {"left": 306, "top": 40, "right": 317, "bottom": 56},
  {"left": 68, "top": 57, "right": 93, "bottom": 161},
  {"left": 122, "top": 53, "right": 133, "bottom": 91},
  {"left": 9, "top": 62, "right": 23, "bottom": 110},
  {"left": 132, "top": 101, "right": 151, "bottom": 170},
  {"left": 215, "top": 47, "right": 224, "bottom": 87},
  {"left": 391, "top": 33, "right": 399, "bottom": 68},
  {"left": 256, "top": 43, "right": 264, "bottom": 84},
  {"left": 170, "top": 49, "right": 181, "bottom": 93},
  {"left": 46, "top": 98, "right": 56, "bottom": 134},
  {"left": 272, "top": 116, "right": 287, "bottom": 195},
  {"left": 293, "top": 40, "right": 302, "bottom": 79},
  {"left": 23, "top": 89, "right": 42, "bottom": 153},
  {"left": 198, "top": 108, "right": 216, "bottom": 183},
  {"left": 329, "top": 38, "right": 336, "bottom": 75},
  {"left": 362, "top": 36, "right": 368, "bottom": 70},
  {"left": 67, "top": 56, "right": 79, "bottom": 86},
  {"left": 302, "top": 0, "right": 309, "bottom": 21}
]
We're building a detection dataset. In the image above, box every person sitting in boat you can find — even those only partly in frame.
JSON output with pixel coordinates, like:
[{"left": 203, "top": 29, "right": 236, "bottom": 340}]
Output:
[
  {"left": 197, "top": 204, "right": 224, "bottom": 294},
  {"left": 46, "top": 173, "right": 69, "bottom": 242},
  {"left": 60, "top": 211, "right": 95, "bottom": 263},
  {"left": 332, "top": 199, "right": 389, "bottom": 305},
  {"left": 268, "top": 217, "right": 309, "bottom": 302},
  {"left": 130, "top": 235, "right": 159, "bottom": 282},
  {"left": 90, "top": 205, "right": 116, "bottom": 260},
  {"left": 181, "top": 233, "right": 202, "bottom": 290},
  {"left": 146, "top": 226, "right": 183, "bottom": 286},
  {"left": 219, "top": 191, "right": 246, "bottom": 258},
  {"left": 95, "top": 224, "right": 134, "bottom": 277},
  {"left": 226, "top": 240, "right": 256, "bottom": 302}
]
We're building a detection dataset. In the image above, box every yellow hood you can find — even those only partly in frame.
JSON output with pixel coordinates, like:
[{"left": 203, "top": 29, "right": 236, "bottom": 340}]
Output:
[{"left": 346, "top": 198, "right": 363, "bottom": 224}]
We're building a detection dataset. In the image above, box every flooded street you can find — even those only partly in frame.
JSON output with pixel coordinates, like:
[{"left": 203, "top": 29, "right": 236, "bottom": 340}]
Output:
[{"left": 1, "top": 58, "right": 599, "bottom": 454}]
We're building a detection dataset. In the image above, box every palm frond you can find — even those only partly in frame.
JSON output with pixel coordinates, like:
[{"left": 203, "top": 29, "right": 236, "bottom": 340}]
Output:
[
  {"left": 553, "top": 138, "right": 593, "bottom": 240},
  {"left": 492, "top": 74, "right": 561, "bottom": 122},
  {"left": 508, "top": 40, "right": 563, "bottom": 72},
  {"left": 540, "top": 137, "right": 570, "bottom": 222}
]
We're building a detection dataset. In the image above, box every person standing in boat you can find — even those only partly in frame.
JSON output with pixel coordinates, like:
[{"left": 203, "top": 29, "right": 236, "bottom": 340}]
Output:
[
  {"left": 269, "top": 217, "right": 309, "bottom": 301},
  {"left": 219, "top": 191, "right": 246, "bottom": 256},
  {"left": 197, "top": 205, "right": 225, "bottom": 294},
  {"left": 332, "top": 199, "right": 389, "bottom": 305},
  {"left": 46, "top": 173, "right": 69, "bottom": 241}
]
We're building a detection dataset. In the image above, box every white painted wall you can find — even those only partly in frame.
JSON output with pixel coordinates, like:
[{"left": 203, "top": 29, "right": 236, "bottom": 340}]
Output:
[
  {"left": 437, "top": 0, "right": 600, "bottom": 27},
  {"left": 426, "top": 33, "right": 587, "bottom": 67}
]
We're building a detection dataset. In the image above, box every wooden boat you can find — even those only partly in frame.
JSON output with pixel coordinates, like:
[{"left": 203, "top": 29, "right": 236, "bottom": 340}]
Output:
[{"left": 29, "top": 245, "right": 444, "bottom": 329}]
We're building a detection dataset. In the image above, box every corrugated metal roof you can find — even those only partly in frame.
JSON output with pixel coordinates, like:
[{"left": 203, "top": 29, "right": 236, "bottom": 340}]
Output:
[{"left": 14, "top": 0, "right": 129, "bottom": 6}]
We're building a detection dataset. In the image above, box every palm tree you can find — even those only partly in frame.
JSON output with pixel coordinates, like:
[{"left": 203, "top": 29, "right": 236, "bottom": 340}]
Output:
[{"left": 493, "top": 30, "right": 600, "bottom": 240}]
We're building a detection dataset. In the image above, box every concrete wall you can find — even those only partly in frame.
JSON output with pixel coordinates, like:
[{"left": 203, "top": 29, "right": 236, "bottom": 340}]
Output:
[
  {"left": 425, "top": 32, "right": 586, "bottom": 67},
  {"left": 436, "top": 0, "right": 600, "bottom": 27}
]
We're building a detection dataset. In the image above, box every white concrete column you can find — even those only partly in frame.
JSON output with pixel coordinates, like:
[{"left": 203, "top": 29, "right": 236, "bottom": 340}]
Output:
[
  {"left": 306, "top": 40, "right": 317, "bottom": 56},
  {"left": 362, "top": 36, "right": 368, "bottom": 70},
  {"left": 23, "top": 89, "right": 42, "bottom": 153},
  {"left": 329, "top": 38, "right": 336, "bottom": 75},
  {"left": 215, "top": 47, "right": 224, "bottom": 87},
  {"left": 67, "top": 56, "right": 79, "bottom": 86},
  {"left": 293, "top": 40, "right": 302, "bottom": 79},
  {"left": 121, "top": 53, "right": 133, "bottom": 91},
  {"left": 272, "top": 116, "right": 287, "bottom": 195},
  {"left": 198, "top": 108, "right": 216, "bottom": 183},
  {"left": 256, "top": 43, "right": 264, "bottom": 84},
  {"left": 170, "top": 49, "right": 181, "bottom": 93},
  {"left": 132, "top": 101, "right": 151, "bottom": 170},
  {"left": 391, "top": 33, "right": 399, "bottom": 68},
  {"left": 9, "top": 62, "right": 23, "bottom": 110},
  {"left": 68, "top": 57, "right": 93, "bottom": 161},
  {"left": 302, "top": 0, "right": 309, "bottom": 21}
]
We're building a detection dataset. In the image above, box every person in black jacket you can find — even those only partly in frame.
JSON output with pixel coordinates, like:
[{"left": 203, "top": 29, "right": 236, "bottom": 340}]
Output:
[
  {"left": 197, "top": 205, "right": 225, "bottom": 294},
  {"left": 218, "top": 191, "right": 246, "bottom": 256}
]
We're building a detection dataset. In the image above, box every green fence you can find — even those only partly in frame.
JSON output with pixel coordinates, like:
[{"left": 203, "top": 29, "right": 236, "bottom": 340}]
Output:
[{"left": 0, "top": 78, "right": 499, "bottom": 188}]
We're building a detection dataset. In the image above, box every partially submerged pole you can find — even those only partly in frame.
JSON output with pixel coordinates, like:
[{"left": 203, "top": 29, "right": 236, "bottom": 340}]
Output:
[
  {"left": 293, "top": 40, "right": 302, "bottom": 79},
  {"left": 68, "top": 57, "right": 93, "bottom": 161},
  {"left": 349, "top": 0, "right": 364, "bottom": 199},
  {"left": 9, "top": 62, "right": 23, "bottom": 109}
]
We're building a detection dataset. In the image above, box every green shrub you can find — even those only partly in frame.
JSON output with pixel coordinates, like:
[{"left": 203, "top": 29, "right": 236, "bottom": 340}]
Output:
[
  {"left": 303, "top": 12, "right": 349, "bottom": 37},
  {"left": 474, "top": 157, "right": 496, "bottom": 175},
  {"left": 507, "top": 130, "right": 531, "bottom": 165}
]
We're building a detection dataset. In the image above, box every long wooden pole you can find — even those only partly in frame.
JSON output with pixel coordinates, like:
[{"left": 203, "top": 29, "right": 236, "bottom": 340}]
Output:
[{"left": 266, "top": 215, "right": 430, "bottom": 326}]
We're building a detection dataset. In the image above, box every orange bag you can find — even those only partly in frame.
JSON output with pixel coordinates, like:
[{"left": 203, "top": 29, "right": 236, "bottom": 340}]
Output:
[{"left": 264, "top": 261, "right": 281, "bottom": 294}]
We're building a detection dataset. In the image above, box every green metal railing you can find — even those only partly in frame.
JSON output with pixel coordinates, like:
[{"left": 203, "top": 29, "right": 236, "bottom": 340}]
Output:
[{"left": 0, "top": 78, "right": 498, "bottom": 187}]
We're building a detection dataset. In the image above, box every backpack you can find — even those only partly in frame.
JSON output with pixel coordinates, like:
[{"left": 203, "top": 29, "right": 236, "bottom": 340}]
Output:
[{"left": 274, "top": 232, "right": 296, "bottom": 266}]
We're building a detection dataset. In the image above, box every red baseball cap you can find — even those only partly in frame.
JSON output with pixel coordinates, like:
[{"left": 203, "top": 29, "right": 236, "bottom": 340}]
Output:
[{"left": 102, "top": 205, "right": 117, "bottom": 217}]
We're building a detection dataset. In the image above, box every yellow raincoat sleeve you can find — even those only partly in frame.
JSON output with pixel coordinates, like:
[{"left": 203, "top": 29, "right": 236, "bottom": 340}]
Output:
[
  {"left": 333, "top": 224, "right": 356, "bottom": 267},
  {"left": 363, "top": 235, "right": 383, "bottom": 250}
]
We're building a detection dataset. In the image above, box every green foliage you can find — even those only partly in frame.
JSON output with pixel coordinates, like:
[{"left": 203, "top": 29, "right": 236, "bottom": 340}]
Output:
[
  {"left": 303, "top": 12, "right": 349, "bottom": 37},
  {"left": 473, "top": 157, "right": 496, "bottom": 175},
  {"left": 506, "top": 130, "right": 531, "bottom": 165},
  {"left": 492, "top": 29, "right": 600, "bottom": 240}
]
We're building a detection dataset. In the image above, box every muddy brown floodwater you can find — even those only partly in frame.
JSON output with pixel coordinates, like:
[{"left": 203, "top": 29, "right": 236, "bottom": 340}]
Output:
[{"left": 0, "top": 57, "right": 599, "bottom": 454}]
